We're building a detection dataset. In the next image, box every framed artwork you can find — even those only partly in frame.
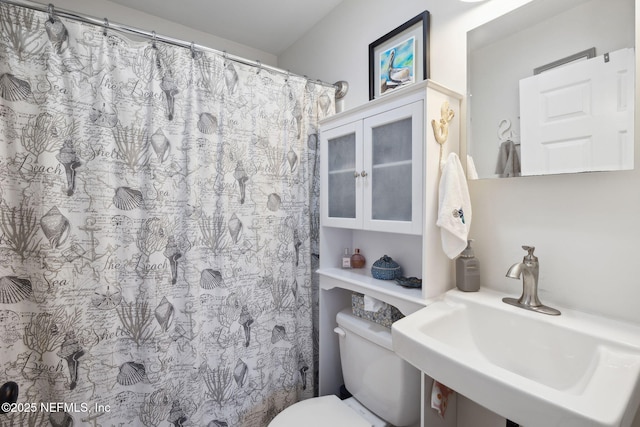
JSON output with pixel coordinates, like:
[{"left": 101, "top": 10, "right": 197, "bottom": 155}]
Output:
[{"left": 368, "top": 11, "right": 430, "bottom": 100}]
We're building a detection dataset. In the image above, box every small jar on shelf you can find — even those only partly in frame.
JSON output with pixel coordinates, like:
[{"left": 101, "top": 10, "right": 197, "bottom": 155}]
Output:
[
  {"left": 350, "top": 248, "right": 366, "bottom": 268},
  {"left": 341, "top": 248, "right": 351, "bottom": 269}
]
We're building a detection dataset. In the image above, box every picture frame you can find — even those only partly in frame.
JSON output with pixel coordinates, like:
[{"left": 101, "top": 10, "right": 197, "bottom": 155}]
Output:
[{"left": 368, "top": 11, "right": 430, "bottom": 100}]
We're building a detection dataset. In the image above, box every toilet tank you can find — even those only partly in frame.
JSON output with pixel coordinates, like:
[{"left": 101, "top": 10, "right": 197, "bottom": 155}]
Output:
[{"left": 336, "top": 309, "right": 420, "bottom": 426}]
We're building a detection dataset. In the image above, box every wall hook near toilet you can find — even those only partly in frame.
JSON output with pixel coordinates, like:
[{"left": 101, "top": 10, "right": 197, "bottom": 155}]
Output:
[{"left": 431, "top": 101, "right": 455, "bottom": 168}]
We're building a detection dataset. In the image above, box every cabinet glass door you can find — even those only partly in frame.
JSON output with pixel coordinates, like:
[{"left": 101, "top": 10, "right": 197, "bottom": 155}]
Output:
[
  {"left": 321, "top": 122, "right": 363, "bottom": 228},
  {"left": 363, "top": 101, "right": 423, "bottom": 234},
  {"left": 371, "top": 117, "right": 413, "bottom": 221}
]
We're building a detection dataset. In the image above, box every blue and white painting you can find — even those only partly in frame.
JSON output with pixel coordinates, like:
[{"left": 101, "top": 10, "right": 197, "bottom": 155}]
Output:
[{"left": 379, "top": 36, "right": 415, "bottom": 94}]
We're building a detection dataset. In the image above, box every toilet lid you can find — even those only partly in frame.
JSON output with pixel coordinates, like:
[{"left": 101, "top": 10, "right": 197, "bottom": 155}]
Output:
[{"left": 269, "top": 395, "right": 371, "bottom": 427}]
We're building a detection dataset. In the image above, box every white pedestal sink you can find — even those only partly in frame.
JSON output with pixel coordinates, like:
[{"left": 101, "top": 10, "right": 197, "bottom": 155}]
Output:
[{"left": 392, "top": 288, "right": 640, "bottom": 427}]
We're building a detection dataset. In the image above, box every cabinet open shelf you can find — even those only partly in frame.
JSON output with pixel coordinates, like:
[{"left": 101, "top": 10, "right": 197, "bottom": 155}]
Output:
[{"left": 318, "top": 267, "right": 426, "bottom": 315}]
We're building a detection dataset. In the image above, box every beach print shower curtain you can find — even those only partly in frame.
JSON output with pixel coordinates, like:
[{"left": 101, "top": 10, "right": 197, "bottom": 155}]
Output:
[{"left": 0, "top": 3, "right": 333, "bottom": 426}]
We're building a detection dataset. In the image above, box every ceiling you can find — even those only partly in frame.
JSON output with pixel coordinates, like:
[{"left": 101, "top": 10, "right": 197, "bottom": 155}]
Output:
[{"left": 109, "top": 0, "right": 345, "bottom": 56}]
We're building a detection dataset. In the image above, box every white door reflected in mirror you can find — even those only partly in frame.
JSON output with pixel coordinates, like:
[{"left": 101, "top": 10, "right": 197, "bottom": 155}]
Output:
[
  {"left": 519, "top": 47, "right": 634, "bottom": 176},
  {"left": 466, "top": 0, "right": 635, "bottom": 179}
]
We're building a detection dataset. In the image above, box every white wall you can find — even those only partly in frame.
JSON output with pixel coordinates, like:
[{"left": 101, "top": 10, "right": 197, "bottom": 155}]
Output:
[
  {"left": 279, "top": 0, "right": 640, "bottom": 425},
  {"left": 280, "top": 0, "right": 640, "bottom": 324},
  {"left": 31, "top": 0, "right": 277, "bottom": 65}
]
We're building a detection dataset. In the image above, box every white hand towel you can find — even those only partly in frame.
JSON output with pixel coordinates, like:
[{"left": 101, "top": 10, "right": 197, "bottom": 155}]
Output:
[{"left": 437, "top": 152, "right": 472, "bottom": 259}]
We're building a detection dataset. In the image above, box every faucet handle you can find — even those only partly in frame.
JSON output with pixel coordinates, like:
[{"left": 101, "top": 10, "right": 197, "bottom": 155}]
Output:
[{"left": 521, "top": 246, "right": 537, "bottom": 262}]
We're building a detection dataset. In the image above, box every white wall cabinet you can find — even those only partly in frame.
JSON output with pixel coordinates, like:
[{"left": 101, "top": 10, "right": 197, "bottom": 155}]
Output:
[
  {"left": 321, "top": 99, "right": 424, "bottom": 234},
  {"left": 317, "top": 81, "right": 463, "bottom": 426}
]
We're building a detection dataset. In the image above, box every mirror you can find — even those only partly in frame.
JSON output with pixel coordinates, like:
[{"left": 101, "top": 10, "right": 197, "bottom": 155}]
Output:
[{"left": 467, "top": 0, "right": 635, "bottom": 179}]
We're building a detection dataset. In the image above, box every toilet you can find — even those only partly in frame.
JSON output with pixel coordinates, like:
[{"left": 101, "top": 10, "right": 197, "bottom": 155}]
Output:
[{"left": 269, "top": 308, "right": 421, "bottom": 427}]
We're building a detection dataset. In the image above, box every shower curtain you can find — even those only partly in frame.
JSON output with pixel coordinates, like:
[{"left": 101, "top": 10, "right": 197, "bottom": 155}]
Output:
[{"left": 0, "top": 3, "right": 333, "bottom": 426}]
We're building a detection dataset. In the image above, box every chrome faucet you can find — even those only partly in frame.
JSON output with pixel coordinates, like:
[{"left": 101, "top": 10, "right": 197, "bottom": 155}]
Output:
[{"left": 503, "top": 246, "right": 561, "bottom": 316}]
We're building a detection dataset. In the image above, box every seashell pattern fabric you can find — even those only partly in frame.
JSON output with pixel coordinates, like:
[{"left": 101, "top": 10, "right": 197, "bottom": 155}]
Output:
[
  {"left": 117, "top": 361, "right": 149, "bottom": 386},
  {"left": 0, "top": 73, "right": 34, "bottom": 102},
  {"left": 154, "top": 296, "right": 174, "bottom": 332},
  {"left": 113, "top": 186, "right": 144, "bottom": 210},
  {"left": 0, "top": 276, "right": 33, "bottom": 304},
  {"left": 44, "top": 16, "right": 68, "bottom": 53},
  {"left": 40, "top": 206, "right": 70, "bottom": 247},
  {"left": 0, "top": 4, "right": 333, "bottom": 427},
  {"left": 197, "top": 112, "right": 218, "bottom": 134},
  {"left": 200, "top": 268, "right": 225, "bottom": 289}
]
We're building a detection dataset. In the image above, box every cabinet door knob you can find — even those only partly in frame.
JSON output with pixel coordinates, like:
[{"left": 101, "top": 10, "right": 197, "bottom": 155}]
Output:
[
  {"left": 354, "top": 172, "right": 360, "bottom": 178},
  {"left": 360, "top": 170, "right": 368, "bottom": 177}
]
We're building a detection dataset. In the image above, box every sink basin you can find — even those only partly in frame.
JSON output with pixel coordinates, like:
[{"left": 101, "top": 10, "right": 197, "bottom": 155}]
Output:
[{"left": 392, "top": 288, "right": 640, "bottom": 427}]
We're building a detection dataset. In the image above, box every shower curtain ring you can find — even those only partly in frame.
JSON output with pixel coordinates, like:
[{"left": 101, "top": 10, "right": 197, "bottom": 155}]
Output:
[
  {"left": 103, "top": 18, "right": 109, "bottom": 36},
  {"left": 151, "top": 31, "right": 157, "bottom": 49},
  {"left": 190, "top": 42, "right": 196, "bottom": 59},
  {"left": 222, "top": 50, "right": 228, "bottom": 66},
  {"left": 47, "top": 3, "right": 55, "bottom": 22},
  {"left": 256, "top": 60, "right": 262, "bottom": 74}
]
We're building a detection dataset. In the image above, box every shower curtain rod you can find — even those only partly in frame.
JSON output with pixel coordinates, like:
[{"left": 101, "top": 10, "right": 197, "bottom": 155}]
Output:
[{"left": 0, "top": 0, "right": 342, "bottom": 91}]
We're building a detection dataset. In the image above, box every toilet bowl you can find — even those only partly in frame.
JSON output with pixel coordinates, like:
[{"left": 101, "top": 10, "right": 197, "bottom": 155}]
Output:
[
  {"left": 268, "top": 308, "right": 420, "bottom": 427},
  {"left": 268, "top": 394, "right": 388, "bottom": 427}
]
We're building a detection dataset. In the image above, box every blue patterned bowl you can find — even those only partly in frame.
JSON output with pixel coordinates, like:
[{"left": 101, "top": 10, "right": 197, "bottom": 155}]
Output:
[{"left": 371, "top": 255, "right": 401, "bottom": 280}]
